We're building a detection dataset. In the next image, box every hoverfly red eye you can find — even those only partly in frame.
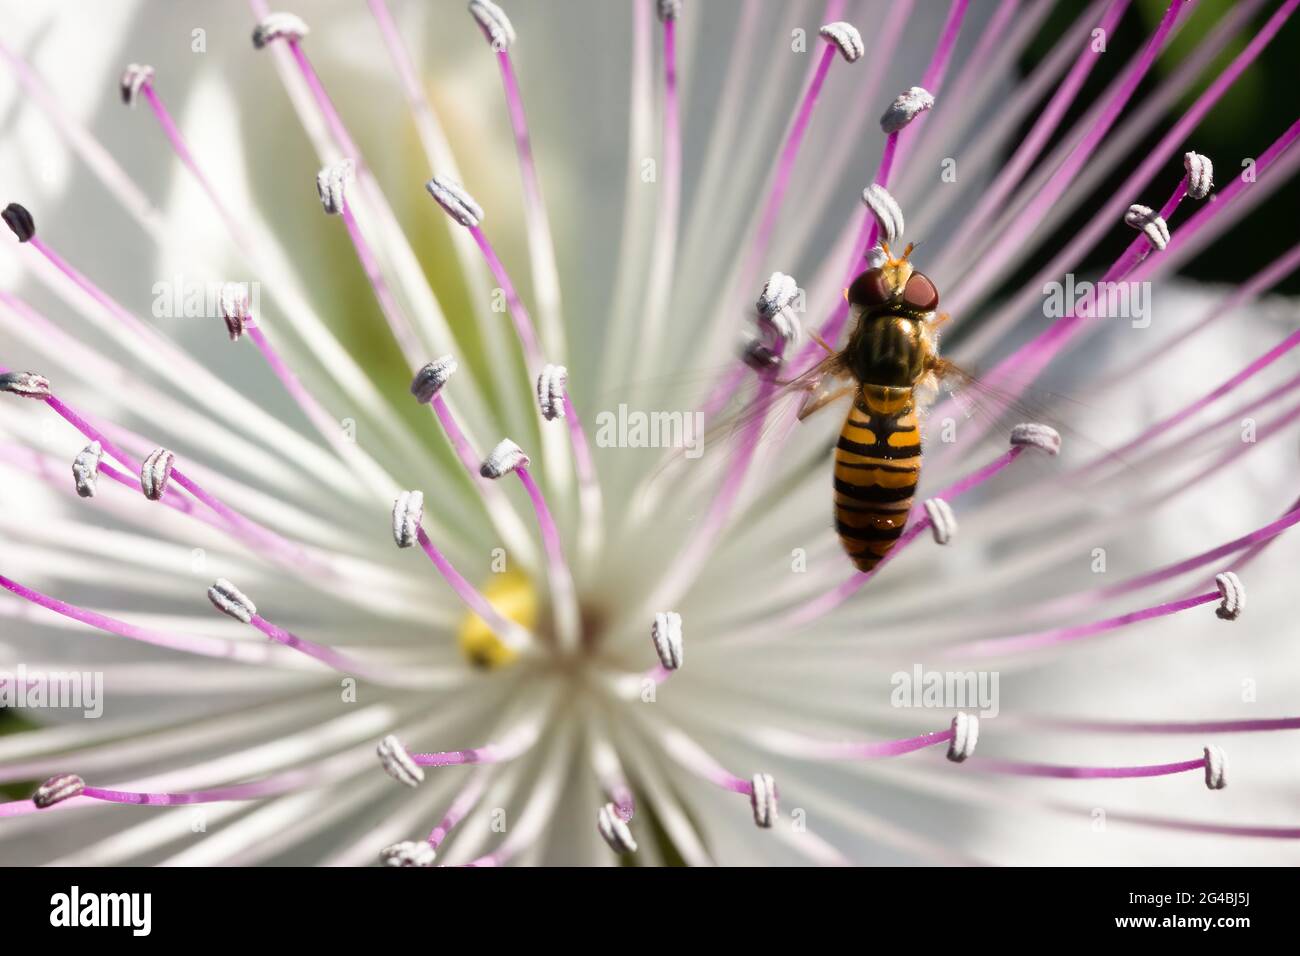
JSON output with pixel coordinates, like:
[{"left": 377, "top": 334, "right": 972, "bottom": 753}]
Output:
[
  {"left": 846, "top": 269, "right": 891, "bottom": 309},
  {"left": 902, "top": 272, "right": 939, "bottom": 312}
]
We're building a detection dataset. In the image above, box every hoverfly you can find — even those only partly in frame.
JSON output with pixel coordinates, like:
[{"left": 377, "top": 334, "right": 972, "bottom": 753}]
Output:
[{"left": 789, "top": 241, "right": 953, "bottom": 571}]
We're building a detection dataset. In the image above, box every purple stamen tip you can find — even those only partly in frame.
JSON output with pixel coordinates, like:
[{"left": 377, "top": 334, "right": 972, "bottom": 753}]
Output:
[
  {"left": 252, "top": 12, "right": 309, "bottom": 50},
  {"left": 480, "top": 439, "right": 529, "bottom": 479},
  {"left": 468, "top": 0, "right": 517, "bottom": 50},
  {"left": 2, "top": 202, "right": 35, "bottom": 242},
  {"left": 119, "top": 63, "right": 154, "bottom": 106},
  {"left": 947, "top": 712, "right": 979, "bottom": 762},
  {"left": 880, "top": 86, "right": 934, "bottom": 134},
  {"left": 0, "top": 370, "right": 50, "bottom": 398},
  {"left": 820, "top": 22, "right": 864, "bottom": 63},
  {"left": 33, "top": 773, "right": 85, "bottom": 809},
  {"left": 139, "top": 447, "right": 175, "bottom": 501},
  {"left": 380, "top": 840, "right": 437, "bottom": 867},
  {"left": 597, "top": 803, "right": 638, "bottom": 854},
  {"left": 750, "top": 772, "right": 777, "bottom": 828},
  {"left": 207, "top": 578, "right": 257, "bottom": 624}
]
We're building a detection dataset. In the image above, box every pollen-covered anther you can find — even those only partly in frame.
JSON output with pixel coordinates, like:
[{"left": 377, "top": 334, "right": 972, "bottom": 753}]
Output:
[
  {"left": 1124, "top": 204, "right": 1170, "bottom": 252},
  {"left": 425, "top": 175, "right": 484, "bottom": 228},
  {"left": 536, "top": 364, "right": 568, "bottom": 421},
  {"left": 2, "top": 202, "right": 35, "bottom": 242},
  {"left": 947, "top": 712, "right": 979, "bottom": 763},
  {"left": 377, "top": 734, "right": 424, "bottom": 788},
  {"left": 72, "top": 441, "right": 103, "bottom": 499},
  {"left": 757, "top": 272, "right": 798, "bottom": 317},
  {"left": 119, "top": 63, "right": 154, "bottom": 107},
  {"left": 741, "top": 337, "right": 780, "bottom": 371},
  {"left": 657, "top": 0, "right": 683, "bottom": 22},
  {"left": 750, "top": 772, "right": 777, "bottom": 828},
  {"left": 219, "top": 283, "right": 251, "bottom": 341},
  {"left": 864, "top": 243, "right": 888, "bottom": 270},
  {"left": 0, "top": 371, "right": 50, "bottom": 399},
  {"left": 924, "top": 497, "right": 957, "bottom": 545},
  {"left": 651, "top": 611, "right": 684, "bottom": 671},
  {"left": 469, "top": 0, "right": 517, "bottom": 50},
  {"left": 819, "top": 22, "right": 864, "bottom": 62},
  {"left": 316, "top": 159, "right": 354, "bottom": 216},
  {"left": 139, "top": 448, "right": 175, "bottom": 501},
  {"left": 1010, "top": 422, "right": 1061, "bottom": 456},
  {"left": 252, "top": 12, "right": 309, "bottom": 49},
  {"left": 32, "top": 773, "right": 84, "bottom": 809},
  {"left": 1203, "top": 745, "right": 1227, "bottom": 790},
  {"left": 597, "top": 803, "right": 638, "bottom": 854},
  {"left": 410, "top": 356, "right": 458, "bottom": 404},
  {"left": 380, "top": 840, "right": 437, "bottom": 867},
  {"left": 880, "top": 86, "right": 934, "bottom": 135},
  {"left": 392, "top": 490, "right": 424, "bottom": 549},
  {"left": 1184, "top": 151, "right": 1214, "bottom": 200},
  {"left": 861, "top": 184, "right": 904, "bottom": 244},
  {"left": 1214, "top": 572, "right": 1244, "bottom": 621},
  {"left": 480, "top": 439, "right": 529, "bottom": 479},
  {"left": 207, "top": 578, "right": 257, "bottom": 624}
]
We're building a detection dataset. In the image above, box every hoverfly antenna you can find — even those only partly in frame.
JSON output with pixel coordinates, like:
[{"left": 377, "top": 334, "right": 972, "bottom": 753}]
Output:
[
  {"left": 879, "top": 240, "right": 893, "bottom": 259},
  {"left": 901, "top": 242, "right": 915, "bottom": 260}
]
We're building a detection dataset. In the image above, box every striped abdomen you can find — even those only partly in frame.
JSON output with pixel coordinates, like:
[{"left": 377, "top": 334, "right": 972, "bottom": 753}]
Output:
[{"left": 833, "top": 384, "right": 921, "bottom": 572}]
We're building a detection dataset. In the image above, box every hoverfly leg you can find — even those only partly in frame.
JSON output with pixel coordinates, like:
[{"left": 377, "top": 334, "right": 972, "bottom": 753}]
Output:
[{"left": 798, "top": 382, "right": 855, "bottom": 422}]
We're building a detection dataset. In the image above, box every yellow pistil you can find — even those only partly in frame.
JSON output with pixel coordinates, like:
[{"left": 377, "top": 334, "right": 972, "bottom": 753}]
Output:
[{"left": 458, "top": 567, "right": 535, "bottom": 669}]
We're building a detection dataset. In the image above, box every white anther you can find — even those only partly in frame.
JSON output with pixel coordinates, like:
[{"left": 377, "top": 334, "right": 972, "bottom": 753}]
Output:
[
  {"left": 651, "top": 611, "right": 683, "bottom": 671},
  {"left": 947, "top": 712, "right": 979, "bottom": 762},
  {"left": 0, "top": 371, "right": 50, "bottom": 399},
  {"left": 72, "top": 441, "right": 102, "bottom": 499},
  {"left": 657, "top": 0, "right": 682, "bottom": 22},
  {"left": 1215, "top": 572, "right": 1244, "bottom": 621},
  {"left": 410, "top": 356, "right": 458, "bottom": 404},
  {"left": 1124, "top": 204, "right": 1170, "bottom": 252},
  {"left": 1203, "top": 745, "right": 1227, "bottom": 790},
  {"left": 757, "top": 272, "right": 799, "bottom": 317},
  {"left": 750, "top": 772, "right": 777, "bottom": 828},
  {"left": 765, "top": 306, "right": 802, "bottom": 346},
  {"left": 864, "top": 243, "right": 888, "bottom": 269},
  {"left": 741, "top": 337, "right": 781, "bottom": 371},
  {"left": 819, "top": 22, "right": 864, "bottom": 62},
  {"left": 1010, "top": 422, "right": 1061, "bottom": 456},
  {"left": 597, "top": 803, "right": 638, "bottom": 854},
  {"left": 861, "top": 184, "right": 905, "bottom": 244},
  {"left": 1184, "top": 151, "right": 1213, "bottom": 200},
  {"left": 468, "top": 0, "right": 516, "bottom": 50},
  {"left": 207, "top": 578, "right": 257, "bottom": 624},
  {"left": 392, "top": 490, "right": 424, "bottom": 549},
  {"left": 33, "top": 773, "right": 84, "bottom": 809},
  {"left": 480, "top": 439, "right": 529, "bottom": 479},
  {"left": 380, "top": 840, "right": 437, "bottom": 867},
  {"left": 316, "top": 159, "right": 353, "bottom": 216},
  {"left": 140, "top": 448, "right": 175, "bottom": 501},
  {"left": 377, "top": 734, "right": 424, "bottom": 788},
  {"left": 880, "top": 86, "right": 934, "bottom": 135},
  {"left": 219, "top": 283, "right": 251, "bottom": 341},
  {"left": 425, "top": 175, "right": 484, "bottom": 228},
  {"left": 536, "top": 364, "right": 568, "bottom": 421},
  {"left": 924, "top": 497, "right": 957, "bottom": 545},
  {"left": 119, "top": 64, "right": 154, "bottom": 107},
  {"left": 252, "top": 12, "right": 309, "bottom": 49}
]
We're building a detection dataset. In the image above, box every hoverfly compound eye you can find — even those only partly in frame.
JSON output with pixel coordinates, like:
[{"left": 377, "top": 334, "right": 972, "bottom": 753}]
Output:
[
  {"left": 902, "top": 272, "right": 939, "bottom": 312},
  {"left": 847, "top": 269, "right": 891, "bottom": 309}
]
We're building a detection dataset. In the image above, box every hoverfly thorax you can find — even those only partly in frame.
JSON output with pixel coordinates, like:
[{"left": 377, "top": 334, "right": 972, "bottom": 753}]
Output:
[{"left": 843, "top": 245, "right": 940, "bottom": 390}]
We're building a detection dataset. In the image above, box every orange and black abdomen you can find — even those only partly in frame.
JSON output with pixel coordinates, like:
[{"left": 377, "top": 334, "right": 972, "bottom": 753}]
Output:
[{"left": 833, "top": 384, "right": 921, "bottom": 572}]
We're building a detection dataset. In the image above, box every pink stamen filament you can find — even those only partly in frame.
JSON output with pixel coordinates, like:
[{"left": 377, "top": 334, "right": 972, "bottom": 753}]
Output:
[
  {"left": 466, "top": 224, "right": 546, "bottom": 373},
  {"left": 414, "top": 526, "right": 533, "bottom": 652},
  {"left": 561, "top": 392, "right": 604, "bottom": 560},
  {"left": 946, "top": 589, "right": 1221, "bottom": 659},
  {"left": 1030, "top": 716, "right": 1300, "bottom": 735},
  {"left": 426, "top": 772, "right": 489, "bottom": 849},
  {"left": 972, "top": 755, "right": 1206, "bottom": 780},
  {"left": 515, "top": 466, "right": 581, "bottom": 650},
  {"left": 777, "top": 727, "right": 955, "bottom": 761},
  {"left": 337, "top": 199, "right": 425, "bottom": 365},
  {"left": 494, "top": 46, "right": 566, "bottom": 358},
  {"left": 411, "top": 725, "right": 538, "bottom": 769}
]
